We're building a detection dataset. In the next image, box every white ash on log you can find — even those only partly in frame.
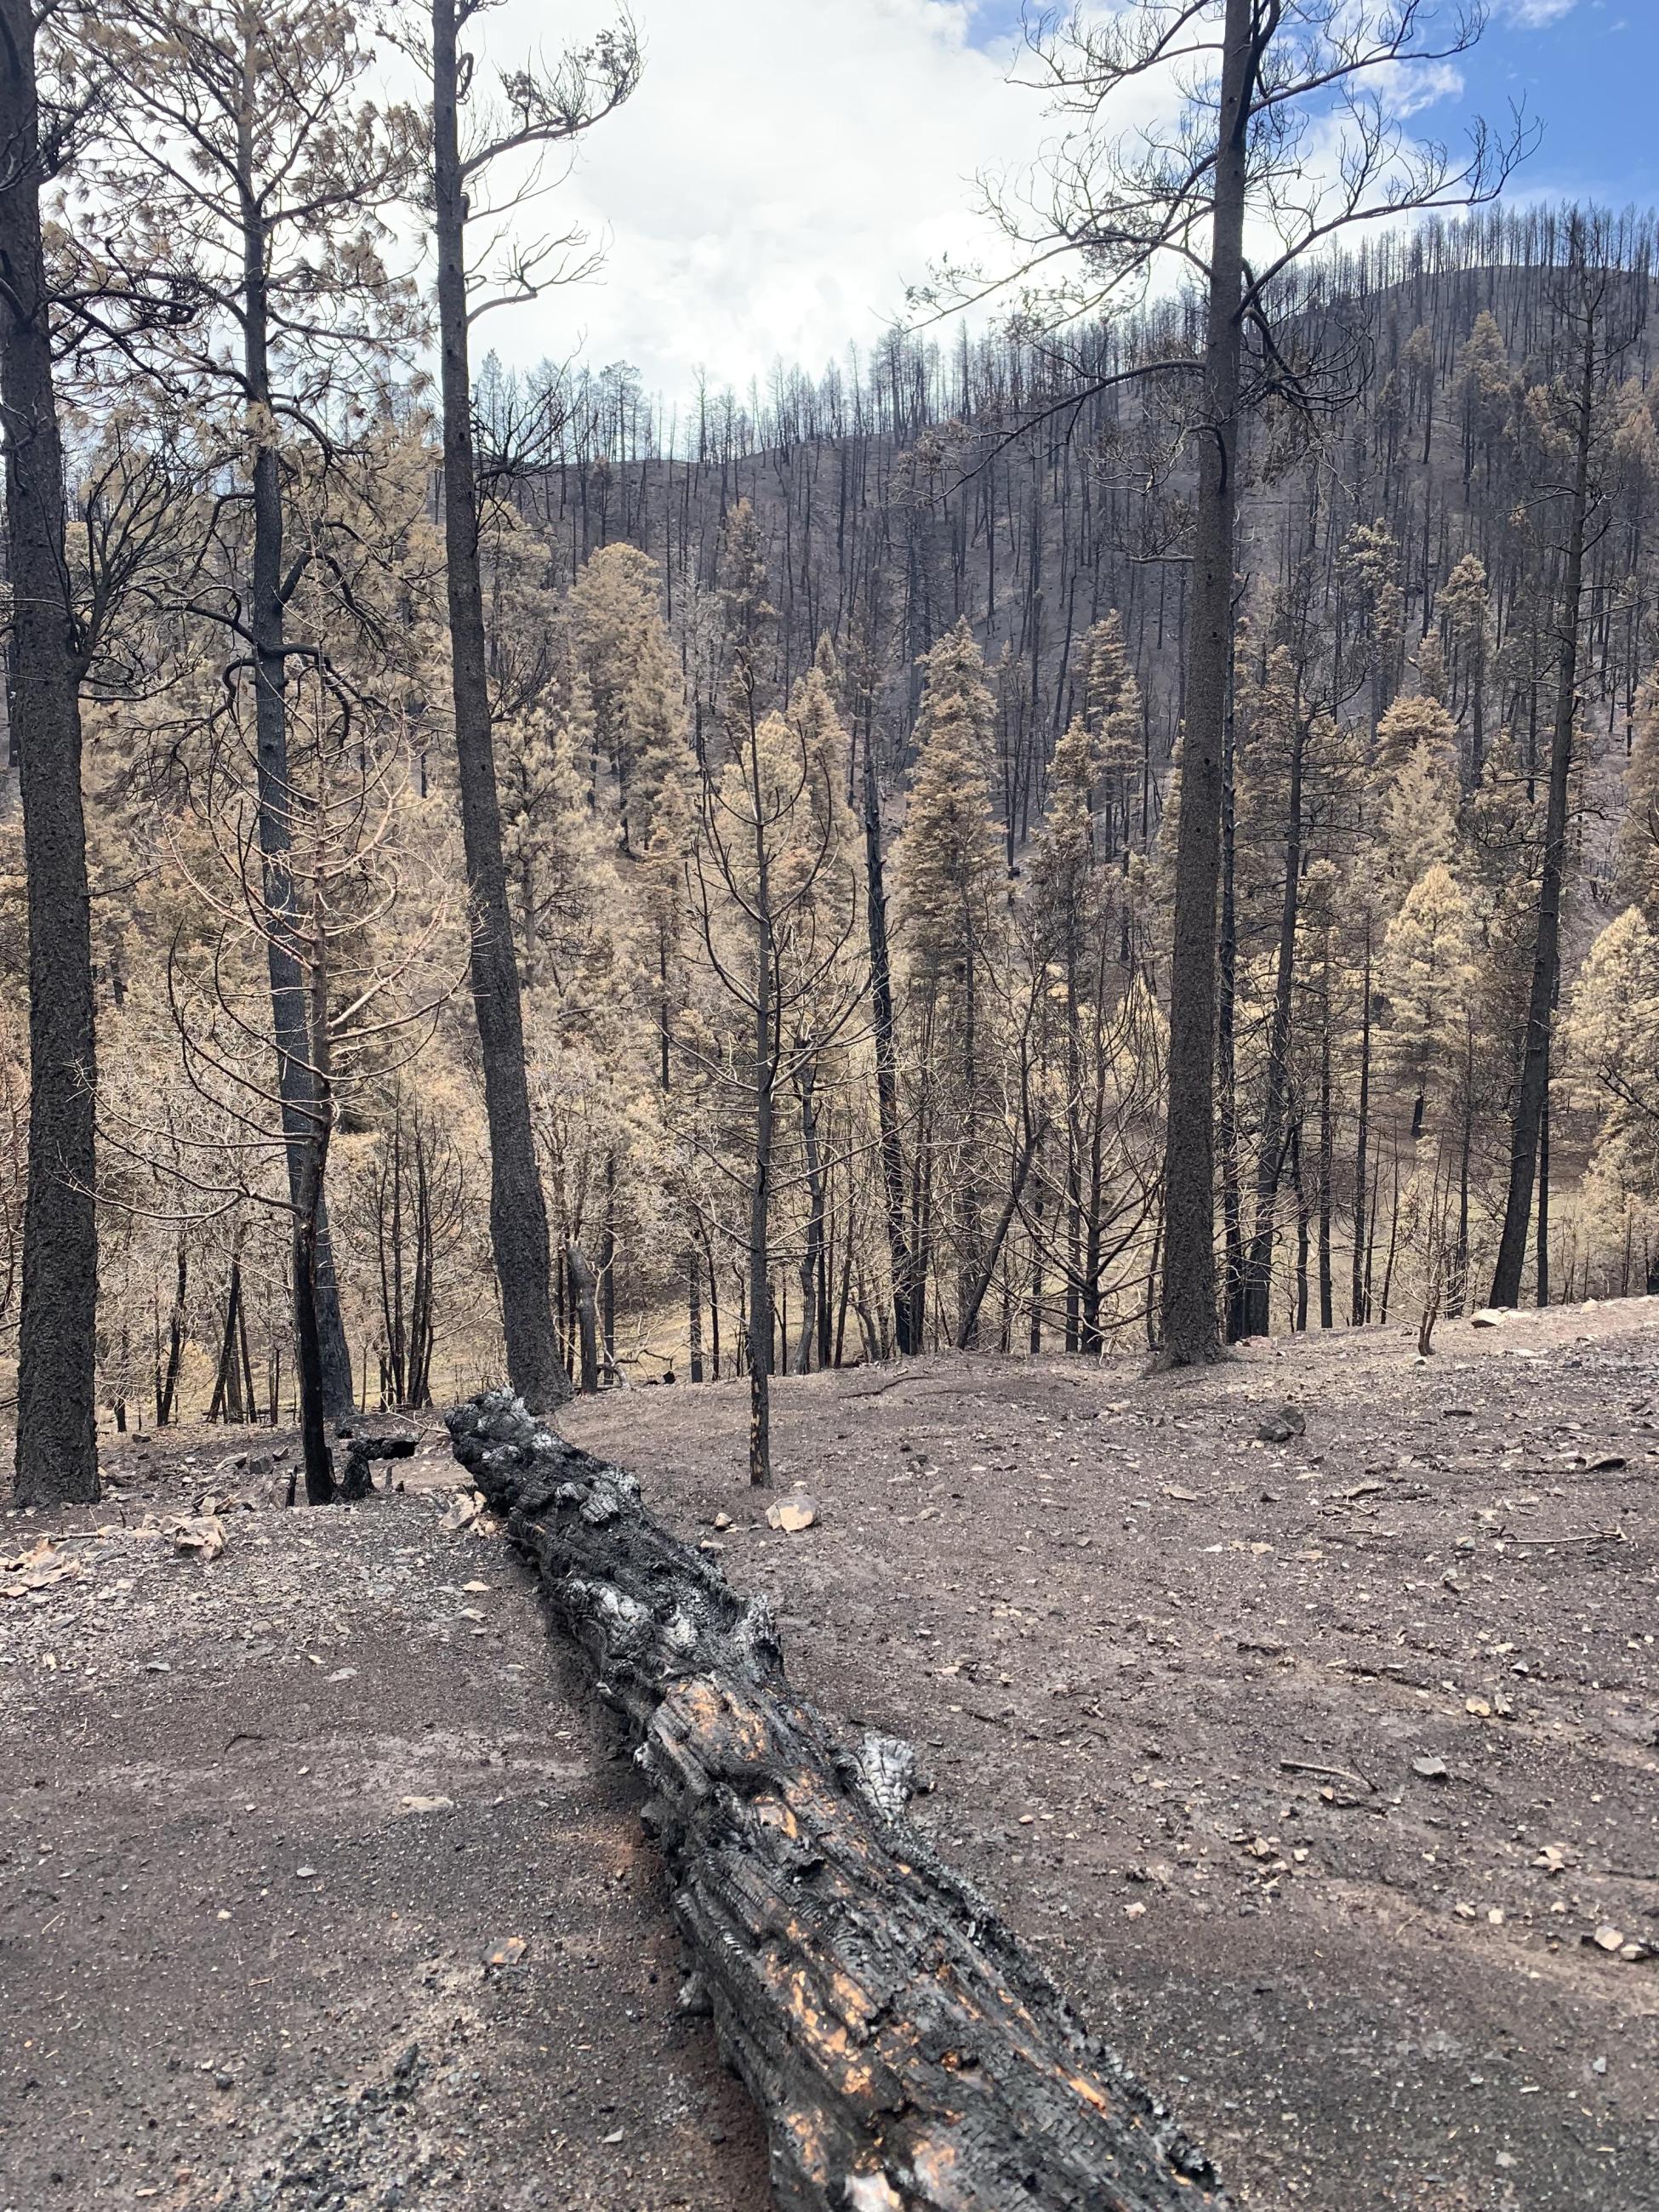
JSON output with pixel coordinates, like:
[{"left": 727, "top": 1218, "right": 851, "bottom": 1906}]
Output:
[{"left": 446, "top": 1389, "right": 1228, "bottom": 2212}]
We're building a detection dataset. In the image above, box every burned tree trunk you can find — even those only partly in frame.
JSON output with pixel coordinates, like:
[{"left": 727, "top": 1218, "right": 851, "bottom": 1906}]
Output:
[
  {"left": 567, "top": 1242, "right": 601, "bottom": 1395},
  {"left": 430, "top": 0, "right": 568, "bottom": 1413},
  {"left": 1, "top": 0, "right": 100, "bottom": 1505},
  {"left": 446, "top": 1391, "right": 1226, "bottom": 2212},
  {"left": 338, "top": 1432, "right": 416, "bottom": 1502}
]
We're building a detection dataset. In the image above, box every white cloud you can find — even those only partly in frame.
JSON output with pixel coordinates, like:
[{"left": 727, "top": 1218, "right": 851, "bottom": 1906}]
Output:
[
  {"left": 1498, "top": 0, "right": 1577, "bottom": 24},
  {"left": 470, "top": 0, "right": 1046, "bottom": 405}
]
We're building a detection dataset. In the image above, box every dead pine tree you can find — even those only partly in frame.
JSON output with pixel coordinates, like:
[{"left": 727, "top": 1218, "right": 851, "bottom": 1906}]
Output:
[
  {"left": 407, "top": 0, "right": 639, "bottom": 1409},
  {"left": 368, "top": 1095, "right": 464, "bottom": 1411},
  {"left": 1491, "top": 218, "right": 1637, "bottom": 1306},
  {"left": 683, "top": 708, "right": 864, "bottom": 1485},
  {"left": 92, "top": 0, "right": 426, "bottom": 1418},
  {"left": 0, "top": 0, "right": 101, "bottom": 1502},
  {"left": 112, "top": 669, "right": 451, "bottom": 1502},
  {"left": 936, "top": 0, "right": 1531, "bottom": 1365}
]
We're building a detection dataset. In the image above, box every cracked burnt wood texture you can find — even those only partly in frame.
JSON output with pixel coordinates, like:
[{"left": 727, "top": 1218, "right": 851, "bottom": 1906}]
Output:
[{"left": 446, "top": 1391, "right": 1227, "bottom": 2212}]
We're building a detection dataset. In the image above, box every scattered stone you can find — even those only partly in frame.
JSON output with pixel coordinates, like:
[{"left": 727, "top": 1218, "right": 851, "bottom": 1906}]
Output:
[
  {"left": 1257, "top": 1405, "right": 1306, "bottom": 1445},
  {"left": 766, "top": 1495, "right": 818, "bottom": 1532}
]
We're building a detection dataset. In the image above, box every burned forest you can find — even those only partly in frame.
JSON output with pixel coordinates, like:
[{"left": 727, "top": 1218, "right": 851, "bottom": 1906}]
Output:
[{"left": 3, "top": 3, "right": 1656, "bottom": 2209}]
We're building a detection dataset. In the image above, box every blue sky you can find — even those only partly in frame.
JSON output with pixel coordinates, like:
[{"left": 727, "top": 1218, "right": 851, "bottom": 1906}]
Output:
[
  {"left": 1449, "top": 3, "right": 1657, "bottom": 206},
  {"left": 477, "top": 0, "right": 1658, "bottom": 403},
  {"left": 961, "top": 2, "right": 1659, "bottom": 206}
]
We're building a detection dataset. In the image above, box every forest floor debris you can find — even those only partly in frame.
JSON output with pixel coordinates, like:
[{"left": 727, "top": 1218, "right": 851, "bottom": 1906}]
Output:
[
  {"left": 0, "top": 1433, "right": 766, "bottom": 2212},
  {"left": 565, "top": 1297, "right": 1659, "bottom": 2212},
  {"left": 6, "top": 1294, "right": 1656, "bottom": 2212}
]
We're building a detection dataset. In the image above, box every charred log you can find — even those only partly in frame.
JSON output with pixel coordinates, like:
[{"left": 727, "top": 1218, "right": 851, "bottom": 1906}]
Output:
[{"left": 445, "top": 1389, "right": 1226, "bottom": 2212}]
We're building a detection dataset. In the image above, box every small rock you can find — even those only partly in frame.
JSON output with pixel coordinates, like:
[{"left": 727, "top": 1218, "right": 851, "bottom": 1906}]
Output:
[
  {"left": 766, "top": 1496, "right": 818, "bottom": 1533},
  {"left": 1471, "top": 1309, "right": 1507, "bottom": 1329},
  {"left": 171, "top": 1514, "right": 227, "bottom": 1562},
  {"left": 1411, "top": 1756, "right": 1449, "bottom": 1782},
  {"left": 1256, "top": 1405, "right": 1306, "bottom": 1445}
]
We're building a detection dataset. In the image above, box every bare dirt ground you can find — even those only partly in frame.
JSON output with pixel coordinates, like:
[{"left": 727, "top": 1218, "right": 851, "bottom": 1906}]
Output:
[
  {"left": 564, "top": 1297, "right": 1659, "bottom": 2212},
  {"left": 6, "top": 1297, "right": 1655, "bottom": 2212},
  {"left": 0, "top": 1432, "right": 767, "bottom": 2212}
]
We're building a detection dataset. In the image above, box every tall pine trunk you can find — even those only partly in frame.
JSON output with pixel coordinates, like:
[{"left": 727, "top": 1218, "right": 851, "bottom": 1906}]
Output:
[
  {"left": 1490, "top": 293, "right": 1594, "bottom": 1306},
  {"left": 1158, "top": 0, "right": 1251, "bottom": 1366},
  {"left": 1350, "top": 929, "right": 1372, "bottom": 1325},
  {"left": 237, "top": 110, "right": 352, "bottom": 1422},
  {"left": 861, "top": 723, "right": 916, "bottom": 1351},
  {"left": 432, "top": 0, "right": 567, "bottom": 1406},
  {"left": 3, "top": 0, "right": 99, "bottom": 1503},
  {"left": 1242, "top": 708, "right": 1305, "bottom": 1338}
]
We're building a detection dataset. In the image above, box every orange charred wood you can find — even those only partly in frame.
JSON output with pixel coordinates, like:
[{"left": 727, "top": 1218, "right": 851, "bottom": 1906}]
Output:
[{"left": 447, "top": 1389, "right": 1227, "bottom": 2212}]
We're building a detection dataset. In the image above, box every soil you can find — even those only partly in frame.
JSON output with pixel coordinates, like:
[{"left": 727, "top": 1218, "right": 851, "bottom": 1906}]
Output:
[
  {"left": 0, "top": 1430, "right": 767, "bottom": 2212},
  {"left": 562, "top": 1297, "right": 1659, "bottom": 2212},
  {"left": 6, "top": 1296, "right": 1656, "bottom": 2212}
]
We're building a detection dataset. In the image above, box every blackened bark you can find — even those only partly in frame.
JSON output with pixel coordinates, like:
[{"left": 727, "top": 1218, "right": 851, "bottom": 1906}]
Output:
[
  {"left": 432, "top": 0, "right": 568, "bottom": 1410},
  {"left": 293, "top": 1213, "right": 334, "bottom": 1503},
  {"left": 157, "top": 1237, "right": 186, "bottom": 1426},
  {"left": 446, "top": 1390, "right": 1229, "bottom": 2212},
  {"left": 237, "top": 130, "right": 352, "bottom": 1421},
  {"left": 792, "top": 1055, "right": 824, "bottom": 1374},
  {"left": 567, "top": 1241, "right": 601, "bottom": 1394},
  {"left": 1317, "top": 961, "right": 1334, "bottom": 1331},
  {"left": 1350, "top": 931, "right": 1372, "bottom": 1325},
  {"left": 861, "top": 723, "right": 917, "bottom": 1351},
  {"left": 1217, "top": 662, "right": 1245, "bottom": 1343},
  {"left": 687, "top": 1242, "right": 704, "bottom": 1382},
  {"left": 747, "top": 838, "right": 775, "bottom": 1485},
  {"left": 1241, "top": 707, "right": 1305, "bottom": 1339},
  {"left": 208, "top": 1253, "right": 246, "bottom": 1422},
  {"left": 1535, "top": 1064, "right": 1550, "bottom": 1308},
  {"left": 1490, "top": 305, "right": 1593, "bottom": 1306},
  {"left": 1158, "top": 0, "right": 1251, "bottom": 1366},
  {"left": 2, "top": 0, "right": 98, "bottom": 1504}
]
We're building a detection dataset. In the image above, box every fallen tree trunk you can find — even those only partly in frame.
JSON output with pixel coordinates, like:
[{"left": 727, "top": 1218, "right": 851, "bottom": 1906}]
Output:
[{"left": 446, "top": 1390, "right": 1227, "bottom": 2212}]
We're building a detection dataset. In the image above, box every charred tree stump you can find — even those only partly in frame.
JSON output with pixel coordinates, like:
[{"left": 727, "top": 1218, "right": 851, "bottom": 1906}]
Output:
[
  {"left": 445, "top": 1390, "right": 1227, "bottom": 2212},
  {"left": 337, "top": 1433, "right": 418, "bottom": 1502}
]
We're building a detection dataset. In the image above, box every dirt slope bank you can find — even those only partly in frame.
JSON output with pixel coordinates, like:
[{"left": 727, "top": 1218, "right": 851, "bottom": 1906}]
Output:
[{"left": 567, "top": 1301, "right": 1659, "bottom": 2211}]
